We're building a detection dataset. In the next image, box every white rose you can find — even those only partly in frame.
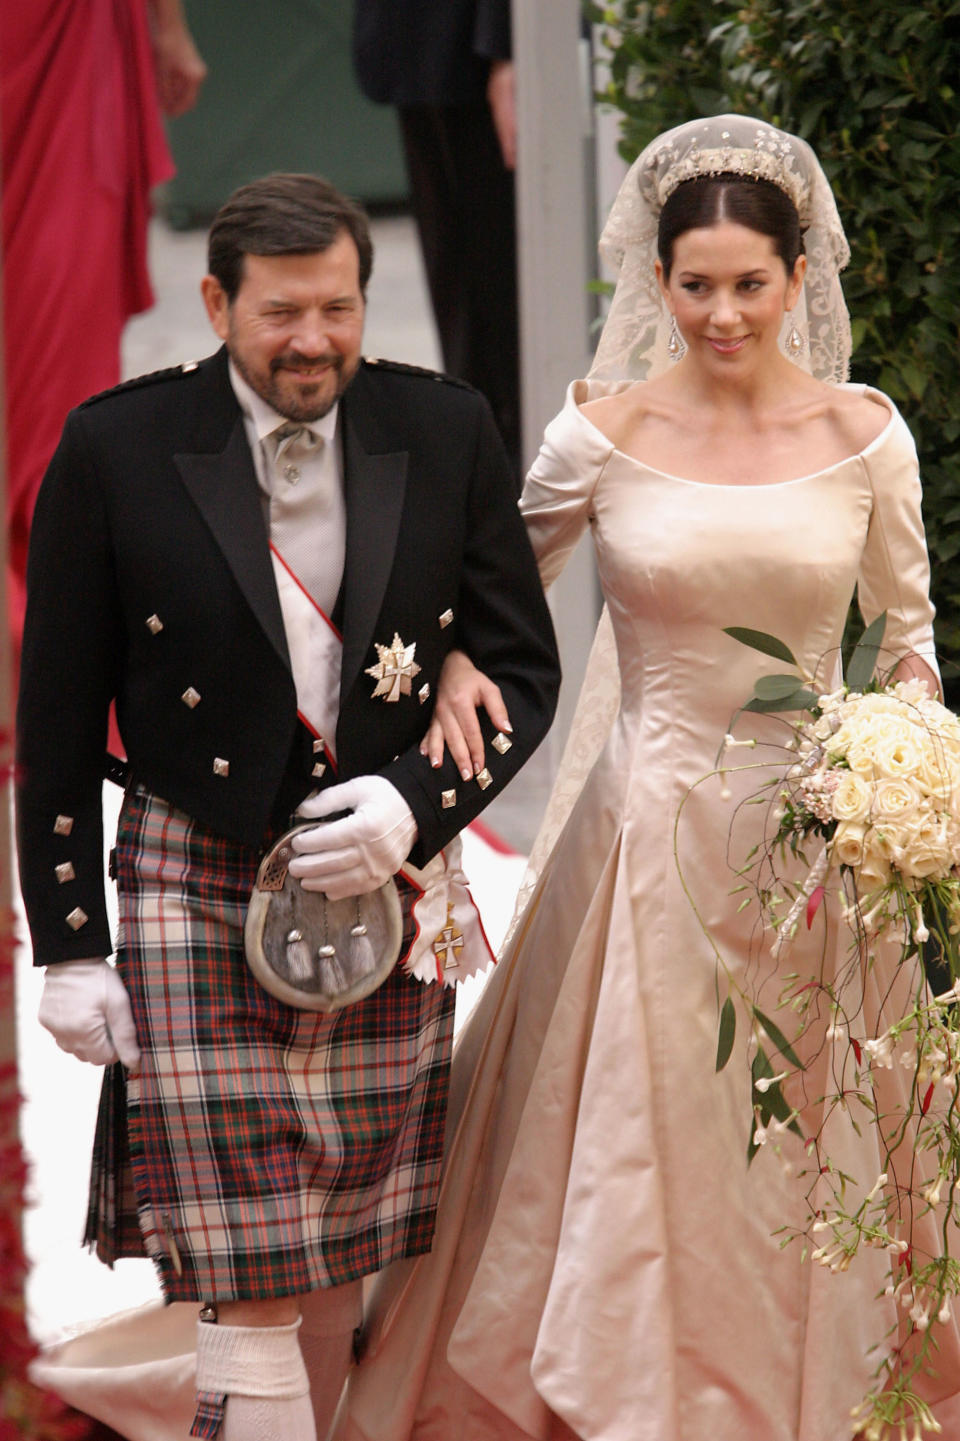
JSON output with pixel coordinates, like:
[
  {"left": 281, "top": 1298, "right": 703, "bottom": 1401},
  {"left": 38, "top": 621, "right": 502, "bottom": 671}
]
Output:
[
  {"left": 919, "top": 704, "right": 960, "bottom": 746},
  {"left": 832, "top": 710, "right": 924, "bottom": 778},
  {"left": 833, "top": 822, "right": 867, "bottom": 867},
  {"left": 828, "top": 717, "right": 854, "bottom": 748},
  {"left": 871, "top": 777, "right": 922, "bottom": 823},
  {"left": 831, "top": 772, "right": 872, "bottom": 823},
  {"left": 856, "top": 693, "right": 908, "bottom": 718},
  {"left": 893, "top": 815, "right": 954, "bottom": 880},
  {"left": 832, "top": 708, "right": 888, "bottom": 747},
  {"left": 857, "top": 853, "right": 891, "bottom": 894},
  {"left": 922, "top": 736, "right": 960, "bottom": 805},
  {"left": 891, "top": 677, "right": 930, "bottom": 704},
  {"left": 917, "top": 739, "right": 952, "bottom": 798},
  {"left": 871, "top": 727, "right": 924, "bottom": 782},
  {"left": 919, "top": 696, "right": 960, "bottom": 731},
  {"left": 861, "top": 825, "right": 895, "bottom": 881},
  {"left": 839, "top": 737, "right": 879, "bottom": 776},
  {"left": 834, "top": 820, "right": 892, "bottom": 889},
  {"left": 817, "top": 687, "right": 847, "bottom": 713}
]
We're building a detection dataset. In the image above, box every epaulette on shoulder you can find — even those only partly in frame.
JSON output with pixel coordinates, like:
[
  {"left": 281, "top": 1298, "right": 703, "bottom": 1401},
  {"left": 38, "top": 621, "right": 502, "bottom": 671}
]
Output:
[
  {"left": 79, "top": 359, "right": 203, "bottom": 410},
  {"left": 362, "top": 356, "right": 476, "bottom": 392}
]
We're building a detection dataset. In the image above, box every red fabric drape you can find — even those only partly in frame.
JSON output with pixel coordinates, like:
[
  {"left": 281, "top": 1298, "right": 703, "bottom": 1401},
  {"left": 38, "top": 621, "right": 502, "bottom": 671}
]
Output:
[{"left": 1, "top": 0, "right": 174, "bottom": 648}]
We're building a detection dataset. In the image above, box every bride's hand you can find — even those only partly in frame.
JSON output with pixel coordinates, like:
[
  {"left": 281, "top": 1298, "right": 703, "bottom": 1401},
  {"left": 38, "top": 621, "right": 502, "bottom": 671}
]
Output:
[{"left": 420, "top": 650, "right": 512, "bottom": 780}]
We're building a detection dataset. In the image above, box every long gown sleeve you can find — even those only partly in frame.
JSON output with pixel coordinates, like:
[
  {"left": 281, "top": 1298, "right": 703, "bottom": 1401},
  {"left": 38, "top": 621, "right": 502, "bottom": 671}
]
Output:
[
  {"left": 858, "top": 400, "right": 937, "bottom": 671},
  {"left": 520, "top": 380, "right": 615, "bottom": 589}
]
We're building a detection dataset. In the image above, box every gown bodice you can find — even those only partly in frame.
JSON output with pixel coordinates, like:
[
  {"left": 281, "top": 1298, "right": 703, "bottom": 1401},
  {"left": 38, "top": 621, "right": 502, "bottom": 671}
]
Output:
[{"left": 522, "top": 378, "right": 936, "bottom": 768}]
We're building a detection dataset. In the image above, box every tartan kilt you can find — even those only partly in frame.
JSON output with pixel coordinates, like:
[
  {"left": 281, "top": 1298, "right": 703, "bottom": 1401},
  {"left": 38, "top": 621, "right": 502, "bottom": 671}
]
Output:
[{"left": 85, "top": 786, "right": 456, "bottom": 1302}]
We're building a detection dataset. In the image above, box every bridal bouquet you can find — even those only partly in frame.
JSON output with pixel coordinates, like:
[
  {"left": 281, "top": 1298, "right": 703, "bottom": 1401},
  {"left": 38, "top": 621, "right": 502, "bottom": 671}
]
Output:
[
  {"left": 767, "top": 656, "right": 960, "bottom": 954},
  {"left": 705, "top": 615, "right": 960, "bottom": 1440}
]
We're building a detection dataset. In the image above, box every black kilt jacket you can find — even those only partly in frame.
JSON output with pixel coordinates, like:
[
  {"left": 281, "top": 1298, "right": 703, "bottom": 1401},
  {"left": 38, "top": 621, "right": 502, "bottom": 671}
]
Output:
[{"left": 17, "top": 348, "right": 560, "bottom": 964}]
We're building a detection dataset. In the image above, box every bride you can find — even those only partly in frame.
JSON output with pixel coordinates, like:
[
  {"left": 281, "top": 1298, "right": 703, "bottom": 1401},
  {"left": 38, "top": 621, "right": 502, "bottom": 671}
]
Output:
[{"left": 333, "top": 115, "right": 960, "bottom": 1441}]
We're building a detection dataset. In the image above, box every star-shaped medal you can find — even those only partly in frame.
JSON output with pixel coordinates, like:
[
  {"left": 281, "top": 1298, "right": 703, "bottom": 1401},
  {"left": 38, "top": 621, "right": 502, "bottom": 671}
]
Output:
[{"left": 365, "top": 632, "right": 422, "bottom": 702}]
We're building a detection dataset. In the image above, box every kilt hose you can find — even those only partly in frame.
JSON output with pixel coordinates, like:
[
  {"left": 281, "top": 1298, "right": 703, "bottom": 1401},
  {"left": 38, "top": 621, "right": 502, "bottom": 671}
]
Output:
[{"left": 85, "top": 786, "right": 457, "bottom": 1303}]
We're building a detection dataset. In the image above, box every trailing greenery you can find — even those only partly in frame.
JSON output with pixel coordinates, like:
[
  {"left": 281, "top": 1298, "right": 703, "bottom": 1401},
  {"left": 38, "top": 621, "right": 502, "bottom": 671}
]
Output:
[{"left": 586, "top": 1, "right": 960, "bottom": 689}]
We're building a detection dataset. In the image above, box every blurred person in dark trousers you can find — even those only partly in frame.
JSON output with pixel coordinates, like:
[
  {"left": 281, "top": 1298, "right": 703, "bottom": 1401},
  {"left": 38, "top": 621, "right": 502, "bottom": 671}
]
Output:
[{"left": 353, "top": 0, "right": 521, "bottom": 483}]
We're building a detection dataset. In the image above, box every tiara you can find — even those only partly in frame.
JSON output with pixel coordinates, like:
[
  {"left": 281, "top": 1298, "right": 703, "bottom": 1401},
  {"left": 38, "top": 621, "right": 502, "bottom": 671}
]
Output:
[{"left": 644, "top": 126, "right": 810, "bottom": 219}]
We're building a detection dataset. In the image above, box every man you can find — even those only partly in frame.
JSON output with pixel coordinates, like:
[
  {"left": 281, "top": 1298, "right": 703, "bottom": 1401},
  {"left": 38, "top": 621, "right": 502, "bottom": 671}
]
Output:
[
  {"left": 17, "top": 174, "right": 559, "bottom": 1441},
  {"left": 352, "top": 0, "right": 521, "bottom": 478}
]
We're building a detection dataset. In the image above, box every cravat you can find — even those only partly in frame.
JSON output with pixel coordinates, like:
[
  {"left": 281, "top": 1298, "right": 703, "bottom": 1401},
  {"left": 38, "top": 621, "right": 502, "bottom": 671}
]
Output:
[
  {"left": 271, "top": 423, "right": 324, "bottom": 485},
  {"left": 264, "top": 423, "right": 342, "bottom": 617}
]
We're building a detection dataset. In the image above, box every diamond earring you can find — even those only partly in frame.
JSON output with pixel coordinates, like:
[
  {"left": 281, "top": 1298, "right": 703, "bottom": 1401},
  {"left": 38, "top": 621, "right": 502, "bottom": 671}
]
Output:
[
  {"left": 786, "top": 316, "right": 805, "bottom": 356},
  {"left": 668, "top": 315, "right": 686, "bottom": 361}
]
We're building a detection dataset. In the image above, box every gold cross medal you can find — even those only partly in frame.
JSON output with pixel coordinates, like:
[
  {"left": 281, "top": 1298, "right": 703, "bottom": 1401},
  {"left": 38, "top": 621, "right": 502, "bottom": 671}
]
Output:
[
  {"left": 366, "top": 632, "right": 422, "bottom": 702},
  {"left": 432, "top": 902, "right": 464, "bottom": 981},
  {"left": 400, "top": 839, "right": 496, "bottom": 986}
]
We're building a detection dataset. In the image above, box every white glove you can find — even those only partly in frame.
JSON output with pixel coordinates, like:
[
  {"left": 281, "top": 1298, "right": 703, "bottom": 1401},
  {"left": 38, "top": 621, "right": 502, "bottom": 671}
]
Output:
[
  {"left": 288, "top": 776, "right": 418, "bottom": 900},
  {"left": 38, "top": 959, "right": 141, "bottom": 1069}
]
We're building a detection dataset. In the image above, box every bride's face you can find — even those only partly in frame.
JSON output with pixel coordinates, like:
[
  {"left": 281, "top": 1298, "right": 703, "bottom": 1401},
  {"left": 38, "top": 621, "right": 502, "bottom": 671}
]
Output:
[{"left": 655, "top": 221, "right": 805, "bottom": 374}]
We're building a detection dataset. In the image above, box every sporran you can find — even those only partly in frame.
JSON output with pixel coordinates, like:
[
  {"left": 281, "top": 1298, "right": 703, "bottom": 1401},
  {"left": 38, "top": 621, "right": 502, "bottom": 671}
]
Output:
[{"left": 244, "top": 822, "right": 403, "bottom": 1012}]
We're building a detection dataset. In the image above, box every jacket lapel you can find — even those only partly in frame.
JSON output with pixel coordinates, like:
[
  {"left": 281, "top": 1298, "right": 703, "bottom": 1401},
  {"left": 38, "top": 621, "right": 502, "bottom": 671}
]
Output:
[
  {"left": 172, "top": 354, "right": 410, "bottom": 690},
  {"left": 173, "top": 357, "right": 290, "bottom": 668},
  {"left": 339, "top": 371, "right": 409, "bottom": 699}
]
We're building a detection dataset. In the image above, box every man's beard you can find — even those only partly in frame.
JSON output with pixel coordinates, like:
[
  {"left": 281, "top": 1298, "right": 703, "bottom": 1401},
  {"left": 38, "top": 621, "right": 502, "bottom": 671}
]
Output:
[{"left": 231, "top": 345, "right": 354, "bottom": 423}]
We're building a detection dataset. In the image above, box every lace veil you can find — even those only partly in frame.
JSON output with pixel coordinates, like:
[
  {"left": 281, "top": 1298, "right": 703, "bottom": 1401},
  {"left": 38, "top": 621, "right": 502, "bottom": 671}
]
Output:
[
  {"left": 505, "top": 117, "right": 854, "bottom": 940},
  {"left": 591, "top": 113, "right": 852, "bottom": 384}
]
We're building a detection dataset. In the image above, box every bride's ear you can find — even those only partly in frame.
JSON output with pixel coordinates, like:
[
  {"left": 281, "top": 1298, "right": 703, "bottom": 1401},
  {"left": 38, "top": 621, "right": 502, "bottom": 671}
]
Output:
[
  {"left": 785, "top": 253, "right": 807, "bottom": 311},
  {"left": 654, "top": 257, "right": 672, "bottom": 310}
]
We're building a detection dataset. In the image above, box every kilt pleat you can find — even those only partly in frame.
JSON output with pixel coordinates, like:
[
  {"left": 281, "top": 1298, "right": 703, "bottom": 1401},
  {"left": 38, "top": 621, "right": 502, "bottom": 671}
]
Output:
[
  {"left": 84, "top": 1060, "right": 143, "bottom": 1260},
  {"left": 87, "top": 786, "right": 456, "bottom": 1302}
]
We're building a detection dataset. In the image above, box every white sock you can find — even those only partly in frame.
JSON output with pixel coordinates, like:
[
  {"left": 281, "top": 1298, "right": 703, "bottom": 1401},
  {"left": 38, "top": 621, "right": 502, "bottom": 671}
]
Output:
[
  {"left": 224, "top": 1392, "right": 316, "bottom": 1441},
  {"left": 194, "top": 1317, "right": 316, "bottom": 1441}
]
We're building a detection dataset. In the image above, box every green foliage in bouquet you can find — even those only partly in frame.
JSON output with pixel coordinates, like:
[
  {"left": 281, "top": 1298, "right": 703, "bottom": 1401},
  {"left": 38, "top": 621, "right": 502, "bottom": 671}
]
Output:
[{"left": 585, "top": 1, "right": 960, "bottom": 683}]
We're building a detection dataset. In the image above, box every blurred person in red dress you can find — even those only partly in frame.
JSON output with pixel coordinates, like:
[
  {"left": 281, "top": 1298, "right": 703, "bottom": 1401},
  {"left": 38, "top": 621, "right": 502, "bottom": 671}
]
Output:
[{"left": 1, "top": 0, "right": 205, "bottom": 653}]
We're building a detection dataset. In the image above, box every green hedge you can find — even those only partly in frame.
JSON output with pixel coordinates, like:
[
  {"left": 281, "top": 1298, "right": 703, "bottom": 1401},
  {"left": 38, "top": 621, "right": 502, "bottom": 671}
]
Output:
[{"left": 588, "top": 1, "right": 960, "bottom": 685}]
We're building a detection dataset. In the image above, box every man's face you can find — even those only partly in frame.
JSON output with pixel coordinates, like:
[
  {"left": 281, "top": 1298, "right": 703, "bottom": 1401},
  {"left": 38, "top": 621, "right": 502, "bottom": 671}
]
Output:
[{"left": 201, "top": 232, "right": 366, "bottom": 422}]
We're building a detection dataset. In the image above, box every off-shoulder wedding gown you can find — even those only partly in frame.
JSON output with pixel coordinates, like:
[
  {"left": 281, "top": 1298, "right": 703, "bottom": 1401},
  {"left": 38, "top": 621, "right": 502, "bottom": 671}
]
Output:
[{"left": 336, "top": 380, "right": 960, "bottom": 1441}]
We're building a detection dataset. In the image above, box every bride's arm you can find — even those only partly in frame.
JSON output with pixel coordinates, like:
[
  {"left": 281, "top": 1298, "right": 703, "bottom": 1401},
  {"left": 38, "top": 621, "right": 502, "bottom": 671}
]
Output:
[
  {"left": 422, "top": 391, "right": 606, "bottom": 772},
  {"left": 859, "top": 401, "right": 941, "bottom": 699},
  {"left": 521, "top": 400, "right": 606, "bottom": 589}
]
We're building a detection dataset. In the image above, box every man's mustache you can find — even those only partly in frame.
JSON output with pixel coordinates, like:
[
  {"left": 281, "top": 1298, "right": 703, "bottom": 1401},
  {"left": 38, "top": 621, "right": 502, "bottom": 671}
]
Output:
[{"left": 270, "top": 351, "right": 343, "bottom": 374}]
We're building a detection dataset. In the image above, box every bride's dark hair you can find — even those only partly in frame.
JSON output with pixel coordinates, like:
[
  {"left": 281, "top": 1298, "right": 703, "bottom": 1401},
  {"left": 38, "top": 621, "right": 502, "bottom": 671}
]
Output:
[{"left": 657, "top": 175, "right": 804, "bottom": 279}]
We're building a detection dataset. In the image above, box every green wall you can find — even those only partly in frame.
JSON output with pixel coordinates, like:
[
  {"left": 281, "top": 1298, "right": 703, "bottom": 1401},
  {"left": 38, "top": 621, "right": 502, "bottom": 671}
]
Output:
[{"left": 163, "top": 1, "right": 407, "bottom": 228}]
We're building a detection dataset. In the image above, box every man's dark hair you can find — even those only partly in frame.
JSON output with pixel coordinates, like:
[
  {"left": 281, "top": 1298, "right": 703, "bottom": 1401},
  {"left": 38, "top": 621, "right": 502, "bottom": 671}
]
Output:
[
  {"left": 207, "top": 173, "right": 374, "bottom": 300},
  {"left": 658, "top": 175, "right": 804, "bottom": 280}
]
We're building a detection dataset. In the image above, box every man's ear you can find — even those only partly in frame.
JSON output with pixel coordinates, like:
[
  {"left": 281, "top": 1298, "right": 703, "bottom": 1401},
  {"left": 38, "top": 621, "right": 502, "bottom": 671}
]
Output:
[{"left": 200, "top": 274, "right": 230, "bottom": 341}]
